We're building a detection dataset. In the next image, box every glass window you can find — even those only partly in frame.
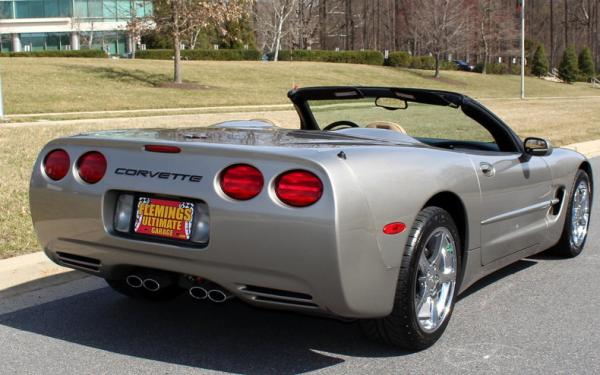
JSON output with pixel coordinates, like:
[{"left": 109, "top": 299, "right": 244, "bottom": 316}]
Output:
[
  {"left": 308, "top": 99, "right": 496, "bottom": 144},
  {"left": 21, "top": 32, "right": 46, "bottom": 51},
  {"left": 103, "top": 0, "right": 116, "bottom": 20},
  {"left": 58, "top": 0, "right": 71, "bottom": 16},
  {"left": 116, "top": 0, "right": 130, "bottom": 19},
  {"left": 46, "top": 32, "right": 60, "bottom": 50},
  {"left": 88, "top": 0, "right": 102, "bottom": 18},
  {"left": 73, "top": 0, "right": 88, "bottom": 18},
  {"left": 44, "top": 0, "right": 60, "bottom": 17},
  {"left": 0, "top": 1, "right": 13, "bottom": 19},
  {"left": 0, "top": 34, "right": 12, "bottom": 52}
]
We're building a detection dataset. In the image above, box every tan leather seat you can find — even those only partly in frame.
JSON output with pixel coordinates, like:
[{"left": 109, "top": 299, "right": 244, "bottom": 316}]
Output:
[{"left": 366, "top": 121, "right": 407, "bottom": 134}]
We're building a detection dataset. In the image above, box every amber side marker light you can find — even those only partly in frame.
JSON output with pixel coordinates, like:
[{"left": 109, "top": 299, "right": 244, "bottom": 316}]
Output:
[{"left": 383, "top": 222, "right": 406, "bottom": 235}]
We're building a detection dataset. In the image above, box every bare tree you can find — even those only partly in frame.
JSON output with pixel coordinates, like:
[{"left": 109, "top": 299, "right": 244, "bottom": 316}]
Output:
[
  {"left": 255, "top": 0, "right": 298, "bottom": 60},
  {"left": 416, "top": 0, "right": 469, "bottom": 78},
  {"left": 152, "top": 0, "right": 247, "bottom": 83}
]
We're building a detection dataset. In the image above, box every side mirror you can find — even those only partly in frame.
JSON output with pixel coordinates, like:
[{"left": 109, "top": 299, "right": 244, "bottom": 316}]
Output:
[{"left": 524, "top": 137, "right": 553, "bottom": 156}]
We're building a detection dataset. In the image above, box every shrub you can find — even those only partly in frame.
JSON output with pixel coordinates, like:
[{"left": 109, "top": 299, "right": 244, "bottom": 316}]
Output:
[
  {"left": 559, "top": 46, "right": 579, "bottom": 83},
  {"left": 474, "top": 62, "right": 509, "bottom": 75},
  {"left": 410, "top": 55, "right": 436, "bottom": 70},
  {"left": 578, "top": 47, "right": 595, "bottom": 80},
  {"left": 136, "top": 49, "right": 261, "bottom": 61},
  {"left": 387, "top": 51, "right": 412, "bottom": 67},
  {"left": 0, "top": 49, "right": 107, "bottom": 58},
  {"left": 274, "top": 50, "right": 384, "bottom": 65},
  {"left": 441, "top": 60, "right": 458, "bottom": 71},
  {"left": 531, "top": 45, "right": 549, "bottom": 77}
]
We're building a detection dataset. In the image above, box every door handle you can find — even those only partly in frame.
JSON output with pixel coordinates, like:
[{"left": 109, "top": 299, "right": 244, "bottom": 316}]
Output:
[{"left": 480, "top": 162, "right": 495, "bottom": 177}]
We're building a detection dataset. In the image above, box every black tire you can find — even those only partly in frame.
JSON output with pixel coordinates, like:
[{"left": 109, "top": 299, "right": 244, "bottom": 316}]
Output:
[
  {"left": 105, "top": 278, "right": 183, "bottom": 301},
  {"left": 549, "top": 169, "right": 592, "bottom": 258},
  {"left": 360, "top": 206, "right": 461, "bottom": 350}
]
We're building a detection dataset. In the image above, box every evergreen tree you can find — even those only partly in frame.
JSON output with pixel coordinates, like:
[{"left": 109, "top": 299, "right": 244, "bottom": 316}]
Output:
[
  {"left": 578, "top": 47, "right": 595, "bottom": 80},
  {"left": 531, "top": 44, "right": 549, "bottom": 77},
  {"left": 558, "top": 46, "right": 579, "bottom": 83}
]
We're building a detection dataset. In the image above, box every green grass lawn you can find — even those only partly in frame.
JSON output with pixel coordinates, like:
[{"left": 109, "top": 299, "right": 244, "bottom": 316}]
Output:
[
  {"left": 1, "top": 57, "right": 599, "bottom": 259},
  {"left": 1, "top": 57, "right": 598, "bottom": 115}
]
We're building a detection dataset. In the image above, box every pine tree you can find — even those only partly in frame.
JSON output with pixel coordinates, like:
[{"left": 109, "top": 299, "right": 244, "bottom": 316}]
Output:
[
  {"left": 531, "top": 44, "right": 549, "bottom": 77},
  {"left": 578, "top": 47, "right": 595, "bottom": 80},
  {"left": 558, "top": 46, "right": 579, "bottom": 83}
]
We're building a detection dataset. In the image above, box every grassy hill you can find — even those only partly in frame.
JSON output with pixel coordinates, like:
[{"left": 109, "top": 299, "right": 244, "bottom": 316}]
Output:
[{"left": 1, "top": 57, "right": 599, "bottom": 115}]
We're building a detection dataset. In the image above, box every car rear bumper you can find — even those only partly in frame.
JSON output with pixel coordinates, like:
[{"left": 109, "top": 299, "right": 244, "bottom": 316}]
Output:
[{"left": 31, "top": 186, "right": 399, "bottom": 320}]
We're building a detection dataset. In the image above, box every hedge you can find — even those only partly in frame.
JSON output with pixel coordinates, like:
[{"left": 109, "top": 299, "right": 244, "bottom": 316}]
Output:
[
  {"left": 387, "top": 51, "right": 412, "bottom": 67},
  {"left": 0, "top": 49, "right": 107, "bottom": 58},
  {"left": 273, "top": 50, "right": 385, "bottom": 65},
  {"left": 136, "top": 49, "right": 261, "bottom": 61}
]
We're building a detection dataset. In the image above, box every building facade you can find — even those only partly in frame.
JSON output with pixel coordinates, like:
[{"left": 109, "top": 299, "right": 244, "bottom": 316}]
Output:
[{"left": 0, "top": 0, "right": 152, "bottom": 55}]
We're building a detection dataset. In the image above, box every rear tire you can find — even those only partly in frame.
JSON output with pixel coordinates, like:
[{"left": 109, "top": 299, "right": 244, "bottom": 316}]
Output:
[
  {"left": 550, "top": 169, "right": 592, "bottom": 258},
  {"left": 361, "top": 206, "right": 461, "bottom": 350}
]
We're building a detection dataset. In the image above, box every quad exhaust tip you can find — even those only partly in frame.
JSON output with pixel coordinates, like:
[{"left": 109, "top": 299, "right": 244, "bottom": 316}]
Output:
[
  {"left": 143, "top": 278, "right": 161, "bottom": 292},
  {"left": 189, "top": 286, "right": 208, "bottom": 300},
  {"left": 126, "top": 275, "right": 161, "bottom": 292},
  {"left": 126, "top": 275, "right": 143, "bottom": 289},
  {"left": 207, "top": 289, "right": 232, "bottom": 303}
]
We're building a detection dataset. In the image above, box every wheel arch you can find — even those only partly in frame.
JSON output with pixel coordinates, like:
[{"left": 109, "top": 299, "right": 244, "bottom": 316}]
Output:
[
  {"left": 422, "top": 191, "right": 469, "bottom": 286},
  {"left": 579, "top": 161, "right": 593, "bottom": 193}
]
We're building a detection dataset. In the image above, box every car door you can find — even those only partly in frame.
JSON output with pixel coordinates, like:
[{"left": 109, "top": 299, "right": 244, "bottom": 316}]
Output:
[{"left": 470, "top": 152, "right": 554, "bottom": 265}]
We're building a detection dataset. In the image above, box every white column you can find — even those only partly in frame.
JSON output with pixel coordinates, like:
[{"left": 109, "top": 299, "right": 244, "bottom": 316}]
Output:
[
  {"left": 126, "top": 33, "right": 133, "bottom": 55},
  {"left": 11, "top": 34, "right": 21, "bottom": 52},
  {"left": 70, "top": 32, "right": 80, "bottom": 50}
]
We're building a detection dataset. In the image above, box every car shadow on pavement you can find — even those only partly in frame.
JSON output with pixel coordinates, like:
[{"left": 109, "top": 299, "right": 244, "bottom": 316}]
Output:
[
  {"left": 0, "top": 286, "right": 406, "bottom": 374},
  {"left": 0, "top": 258, "right": 545, "bottom": 374}
]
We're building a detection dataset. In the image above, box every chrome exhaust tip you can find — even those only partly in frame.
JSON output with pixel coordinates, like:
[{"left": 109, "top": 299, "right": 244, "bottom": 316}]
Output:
[
  {"left": 207, "top": 289, "right": 232, "bottom": 303},
  {"left": 189, "top": 286, "right": 208, "bottom": 300},
  {"left": 126, "top": 275, "right": 143, "bottom": 289},
  {"left": 142, "top": 278, "right": 161, "bottom": 292}
]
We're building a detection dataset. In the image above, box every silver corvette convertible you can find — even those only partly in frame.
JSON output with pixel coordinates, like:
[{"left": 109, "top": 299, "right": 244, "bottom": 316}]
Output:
[{"left": 30, "top": 86, "right": 593, "bottom": 350}]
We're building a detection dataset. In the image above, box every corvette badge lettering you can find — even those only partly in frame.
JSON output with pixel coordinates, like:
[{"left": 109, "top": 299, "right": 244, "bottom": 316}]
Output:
[{"left": 115, "top": 168, "right": 203, "bottom": 182}]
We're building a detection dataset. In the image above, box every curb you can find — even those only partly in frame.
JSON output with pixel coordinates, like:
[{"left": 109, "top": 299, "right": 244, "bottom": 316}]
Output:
[
  {"left": 0, "top": 252, "right": 88, "bottom": 299},
  {"left": 563, "top": 139, "right": 600, "bottom": 159}
]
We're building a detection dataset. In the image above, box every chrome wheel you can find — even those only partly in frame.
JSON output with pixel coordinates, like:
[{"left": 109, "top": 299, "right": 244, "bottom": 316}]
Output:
[
  {"left": 415, "top": 227, "right": 457, "bottom": 333},
  {"left": 570, "top": 180, "right": 591, "bottom": 248}
]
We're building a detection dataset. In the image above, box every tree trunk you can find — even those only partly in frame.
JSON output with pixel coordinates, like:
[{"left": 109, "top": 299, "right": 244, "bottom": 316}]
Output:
[
  {"left": 564, "top": 0, "right": 569, "bottom": 48},
  {"left": 550, "top": 0, "right": 554, "bottom": 68},
  {"left": 274, "top": 17, "right": 284, "bottom": 61},
  {"left": 173, "top": 32, "right": 182, "bottom": 83},
  {"left": 319, "top": 0, "right": 327, "bottom": 49},
  {"left": 434, "top": 52, "right": 441, "bottom": 78},
  {"left": 345, "top": 0, "right": 353, "bottom": 50}
]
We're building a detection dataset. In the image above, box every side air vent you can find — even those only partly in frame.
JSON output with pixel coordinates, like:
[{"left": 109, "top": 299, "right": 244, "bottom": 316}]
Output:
[
  {"left": 551, "top": 187, "right": 566, "bottom": 216},
  {"left": 56, "top": 252, "right": 101, "bottom": 272},
  {"left": 239, "top": 285, "right": 318, "bottom": 308}
]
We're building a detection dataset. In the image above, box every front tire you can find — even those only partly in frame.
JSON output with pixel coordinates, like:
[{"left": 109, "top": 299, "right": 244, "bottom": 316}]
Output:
[
  {"left": 550, "top": 169, "right": 592, "bottom": 258},
  {"left": 361, "top": 206, "right": 461, "bottom": 350}
]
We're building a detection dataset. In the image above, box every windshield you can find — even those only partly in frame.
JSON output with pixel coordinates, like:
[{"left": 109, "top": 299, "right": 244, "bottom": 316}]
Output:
[{"left": 308, "top": 98, "right": 495, "bottom": 143}]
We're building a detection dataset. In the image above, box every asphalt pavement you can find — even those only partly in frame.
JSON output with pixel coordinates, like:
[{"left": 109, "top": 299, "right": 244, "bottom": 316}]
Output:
[{"left": 0, "top": 157, "right": 598, "bottom": 375}]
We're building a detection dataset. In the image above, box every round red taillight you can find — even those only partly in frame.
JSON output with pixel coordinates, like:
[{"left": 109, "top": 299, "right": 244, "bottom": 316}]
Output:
[
  {"left": 77, "top": 151, "right": 107, "bottom": 184},
  {"left": 43, "top": 149, "right": 70, "bottom": 181},
  {"left": 220, "top": 164, "right": 264, "bottom": 200},
  {"left": 275, "top": 170, "right": 323, "bottom": 207}
]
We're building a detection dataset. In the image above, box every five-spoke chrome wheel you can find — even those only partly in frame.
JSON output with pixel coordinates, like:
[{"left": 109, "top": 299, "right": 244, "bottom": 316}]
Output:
[
  {"left": 570, "top": 180, "right": 591, "bottom": 248},
  {"left": 415, "top": 227, "right": 457, "bottom": 333}
]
